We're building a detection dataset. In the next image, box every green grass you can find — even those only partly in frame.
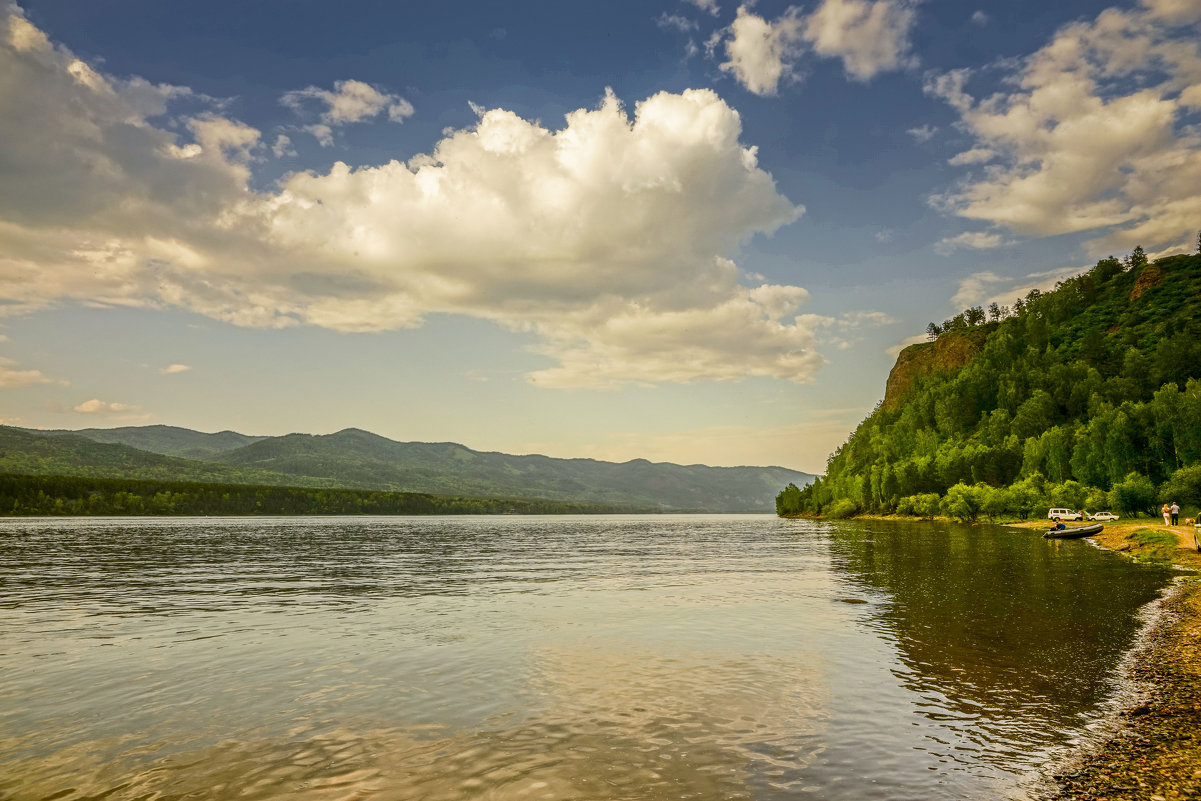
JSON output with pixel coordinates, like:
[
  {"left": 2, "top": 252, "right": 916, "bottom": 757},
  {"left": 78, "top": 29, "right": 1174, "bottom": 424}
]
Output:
[{"left": 1125, "top": 527, "right": 1181, "bottom": 564}]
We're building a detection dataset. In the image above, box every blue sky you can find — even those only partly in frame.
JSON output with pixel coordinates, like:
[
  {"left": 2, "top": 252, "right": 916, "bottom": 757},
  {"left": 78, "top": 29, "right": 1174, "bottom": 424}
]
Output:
[{"left": 1, "top": 0, "right": 1199, "bottom": 472}]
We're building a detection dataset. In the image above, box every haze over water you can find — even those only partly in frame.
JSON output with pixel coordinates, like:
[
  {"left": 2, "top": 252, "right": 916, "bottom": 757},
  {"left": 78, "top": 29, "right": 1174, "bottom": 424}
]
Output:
[{"left": 0, "top": 515, "right": 1174, "bottom": 800}]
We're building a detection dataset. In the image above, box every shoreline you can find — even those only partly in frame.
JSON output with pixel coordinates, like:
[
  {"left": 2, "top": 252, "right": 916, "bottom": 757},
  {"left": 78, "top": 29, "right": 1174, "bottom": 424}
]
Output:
[
  {"left": 1008, "top": 519, "right": 1201, "bottom": 800},
  {"left": 816, "top": 514, "right": 1201, "bottom": 799}
]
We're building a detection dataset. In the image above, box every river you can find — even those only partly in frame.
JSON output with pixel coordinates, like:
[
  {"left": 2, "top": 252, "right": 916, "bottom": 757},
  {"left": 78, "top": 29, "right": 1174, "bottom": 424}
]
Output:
[{"left": 0, "top": 515, "right": 1175, "bottom": 800}]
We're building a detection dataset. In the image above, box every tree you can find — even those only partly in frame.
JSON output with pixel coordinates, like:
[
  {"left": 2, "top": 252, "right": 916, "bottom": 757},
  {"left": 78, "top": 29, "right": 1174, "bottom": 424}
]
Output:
[
  {"left": 1110, "top": 472, "right": 1156, "bottom": 515},
  {"left": 988, "top": 302, "right": 1003, "bottom": 322},
  {"left": 1126, "top": 245, "right": 1147, "bottom": 271},
  {"left": 776, "top": 483, "right": 803, "bottom": 516},
  {"left": 965, "top": 306, "right": 986, "bottom": 326},
  {"left": 1093, "top": 256, "right": 1123, "bottom": 283},
  {"left": 926, "top": 322, "right": 941, "bottom": 341},
  {"left": 1161, "top": 465, "right": 1201, "bottom": 508}
]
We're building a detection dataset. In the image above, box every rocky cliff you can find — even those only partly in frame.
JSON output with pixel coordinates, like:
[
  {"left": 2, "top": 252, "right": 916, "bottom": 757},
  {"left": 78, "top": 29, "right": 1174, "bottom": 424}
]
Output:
[{"left": 882, "top": 327, "right": 990, "bottom": 411}]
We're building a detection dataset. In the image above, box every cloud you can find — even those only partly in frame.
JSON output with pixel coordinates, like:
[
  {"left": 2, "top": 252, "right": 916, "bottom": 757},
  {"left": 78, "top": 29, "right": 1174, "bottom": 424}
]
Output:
[
  {"left": 950, "top": 270, "right": 1007, "bottom": 307},
  {"left": 970, "top": 10, "right": 990, "bottom": 26},
  {"left": 72, "top": 398, "right": 151, "bottom": 420},
  {"left": 712, "top": 0, "right": 918, "bottom": 95},
  {"left": 886, "top": 333, "right": 928, "bottom": 358},
  {"left": 930, "top": 2, "right": 1201, "bottom": 256},
  {"left": 802, "top": 308, "right": 895, "bottom": 352},
  {"left": 684, "top": 0, "right": 720, "bottom": 15},
  {"left": 946, "top": 146, "right": 994, "bottom": 166},
  {"left": 840, "top": 309, "right": 896, "bottom": 326},
  {"left": 951, "top": 266, "right": 1084, "bottom": 309},
  {"left": 802, "top": 0, "right": 918, "bottom": 81},
  {"left": 717, "top": 6, "right": 807, "bottom": 96},
  {"left": 525, "top": 284, "right": 824, "bottom": 389},
  {"left": 282, "top": 79, "right": 414, "bottom": 145},
  {"left": 658, "top": 12, "right": 698, "bottom": 33},
  {"left": 159, "top": 363, "right": 191, "bottom": 374},
  {"left": 934, "top": 231, "right": 1008, "bottom": 256},
  {"left": 0, "top": 356, "right": 54, "bottom": 387},
  {"left": 0, "top": 8, "right": 820, "bottom": 389},
  {"left": 271, "top": 134, "right": 296, "bottom": 158},
  {"left": 907, "top": 124, "right": 937, "bottom": 142}
]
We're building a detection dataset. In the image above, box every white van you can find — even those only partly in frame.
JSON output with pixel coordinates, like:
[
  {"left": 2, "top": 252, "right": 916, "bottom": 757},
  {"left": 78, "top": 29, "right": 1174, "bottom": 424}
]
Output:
[{"left": 1047, "top": 508, "right": 1083, "bottom": 521}]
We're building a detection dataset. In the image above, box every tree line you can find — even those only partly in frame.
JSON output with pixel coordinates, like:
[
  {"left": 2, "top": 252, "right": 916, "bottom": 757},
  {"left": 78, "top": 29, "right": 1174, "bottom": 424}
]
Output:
[
  {"left": 779, "top": 249, "right": 1201, "bottom": 522},
  {"left": 0, "top": 473, "right": 657, "bottom": 516}
]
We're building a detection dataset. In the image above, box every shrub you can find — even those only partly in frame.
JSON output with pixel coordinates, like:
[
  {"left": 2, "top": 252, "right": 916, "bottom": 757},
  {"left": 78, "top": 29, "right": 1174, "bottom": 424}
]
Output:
[
  {"left": 826, "top": 498, "right": 859, "bottom": 519},
  {"left": 941, "top": 482, "right": 986, "bottom": 522}
]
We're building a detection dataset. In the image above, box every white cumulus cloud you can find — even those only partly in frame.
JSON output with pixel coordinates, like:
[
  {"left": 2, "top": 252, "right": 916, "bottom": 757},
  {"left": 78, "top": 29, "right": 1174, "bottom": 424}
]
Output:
[
  {"left": 159, "top": 363, "right": 191, "bottom": 374},
  {"left": 929, "top": 1, "right": 1201, "bottom": 256},
  {"left": 803, "top": 0, "right": 918, "bottom": 81},
  {"left": 718, "top": 6, "right": 807, "bottom": 96},
  {"left": 949, "top": 270, "right": 1007, "bottom": 307},
  {"left": 72, "top": 398, "right": 149, "bottom": 420},
  {"left": 713, "top": 0, "right": 918, "bottom": 95},
  {"left": 0, "top": 6, "right": 823, "bottom": 389},
  {"left": 282, "top": 78, "right": 414, "bottom": 146}
]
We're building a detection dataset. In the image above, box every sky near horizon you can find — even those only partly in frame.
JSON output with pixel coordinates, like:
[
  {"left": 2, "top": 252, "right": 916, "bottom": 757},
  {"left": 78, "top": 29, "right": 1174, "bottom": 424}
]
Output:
[{"left": 1, "top": 0, "right": 1200, "bottom": 473}]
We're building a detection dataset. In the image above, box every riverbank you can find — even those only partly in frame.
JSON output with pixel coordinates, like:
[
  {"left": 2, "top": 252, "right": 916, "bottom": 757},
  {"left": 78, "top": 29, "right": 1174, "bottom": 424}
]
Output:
[
  {"left": 1009, "top": 519, "right": 1201, "bottom": 800},
  {"left": 796, "top": 512, "right": 1201, "bottom": 798}
]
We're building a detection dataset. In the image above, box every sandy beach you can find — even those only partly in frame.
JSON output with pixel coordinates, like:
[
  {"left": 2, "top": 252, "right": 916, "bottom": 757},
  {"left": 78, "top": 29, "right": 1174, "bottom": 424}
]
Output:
[{"left": 1011, "top": 519, "right": 1201, "bottom": 800}]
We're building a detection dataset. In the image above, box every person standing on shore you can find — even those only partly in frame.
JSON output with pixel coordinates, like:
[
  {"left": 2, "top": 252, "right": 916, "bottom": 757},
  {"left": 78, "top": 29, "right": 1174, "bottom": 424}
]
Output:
[
  {"left": 1171, "top": 501, "right": 1180, "bottom": 525},
  {"left": 1163, "top": 503, "right": 1172, "bottom": 525}
]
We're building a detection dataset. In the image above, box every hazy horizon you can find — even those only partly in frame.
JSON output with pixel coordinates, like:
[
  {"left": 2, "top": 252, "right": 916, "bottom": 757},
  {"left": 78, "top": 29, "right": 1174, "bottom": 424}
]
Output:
[{"left": 10, "top": 422, "right": 818, "bottom": 473}]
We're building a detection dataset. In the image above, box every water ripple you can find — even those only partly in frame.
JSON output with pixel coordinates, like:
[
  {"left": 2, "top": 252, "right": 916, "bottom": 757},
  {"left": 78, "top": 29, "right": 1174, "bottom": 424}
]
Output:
[{"left": 0, "top": 515, "right": 1173, "bottom": 800}]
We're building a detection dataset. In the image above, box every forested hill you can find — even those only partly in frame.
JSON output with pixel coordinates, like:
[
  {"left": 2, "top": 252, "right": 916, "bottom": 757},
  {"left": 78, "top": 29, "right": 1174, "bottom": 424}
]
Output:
[
  {"left": 778, "top": 248, "right": 1201, "bottom": 520},
  {"left": 3, "top": 425, "right": 814, "bottom": 512}
]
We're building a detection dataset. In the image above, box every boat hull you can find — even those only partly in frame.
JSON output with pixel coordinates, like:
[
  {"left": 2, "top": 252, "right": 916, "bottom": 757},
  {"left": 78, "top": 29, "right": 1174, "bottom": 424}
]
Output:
[{"left": 1044, "top": 523, "right": 1104, "bottom": 539}]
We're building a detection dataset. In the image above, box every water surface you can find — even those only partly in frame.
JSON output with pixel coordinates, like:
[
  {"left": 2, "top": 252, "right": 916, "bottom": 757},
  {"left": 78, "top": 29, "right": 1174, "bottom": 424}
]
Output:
[{"left": 0, "top": 515, "right": 1173, "bottom": 800}]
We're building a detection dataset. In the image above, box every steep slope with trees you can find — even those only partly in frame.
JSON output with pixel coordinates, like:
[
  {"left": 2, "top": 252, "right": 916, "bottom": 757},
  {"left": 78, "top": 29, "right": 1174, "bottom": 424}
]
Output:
[{"left": 778, "top": 248, "right": 1201, "bottom": 520}]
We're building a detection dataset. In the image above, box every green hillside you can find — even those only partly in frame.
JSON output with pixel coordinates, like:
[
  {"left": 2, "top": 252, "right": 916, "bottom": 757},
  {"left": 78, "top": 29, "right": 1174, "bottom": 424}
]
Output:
[
  {"left": 22, "top": 424, "right": 265, "bottom": 459},
  {"left": 210, "top": 428, "right": 810, "bottom": 511},
  {"left": 5, "top": 425, "right": 813, "bottom": 512},
  {"left": 0, "top": 427, "right": 331, "bottom": 487},
  {"left": 778, "top": 249, "right": 1201, "bottom": 520}
]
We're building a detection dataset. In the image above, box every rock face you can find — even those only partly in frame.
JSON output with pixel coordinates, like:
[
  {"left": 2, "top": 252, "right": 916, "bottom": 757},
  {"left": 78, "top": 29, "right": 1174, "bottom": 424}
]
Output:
[
  {"left": 882, "top": 328, "right": 989, "bottom": 411},
  {"left": 1129, "top": 264, "right": 1164, "bottom": 300}
]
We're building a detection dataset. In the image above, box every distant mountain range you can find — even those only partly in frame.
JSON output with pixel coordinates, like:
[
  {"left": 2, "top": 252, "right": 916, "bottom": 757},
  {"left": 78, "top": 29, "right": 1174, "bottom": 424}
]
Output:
[{"left": 3, "top": 425, "right": 815, "bottom": 512}]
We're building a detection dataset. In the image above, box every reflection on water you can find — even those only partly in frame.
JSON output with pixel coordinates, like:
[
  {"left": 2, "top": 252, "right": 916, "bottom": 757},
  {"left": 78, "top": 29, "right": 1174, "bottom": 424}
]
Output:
[{"left": 0, "top": 515, "right": 1174, "bottom": 800}]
